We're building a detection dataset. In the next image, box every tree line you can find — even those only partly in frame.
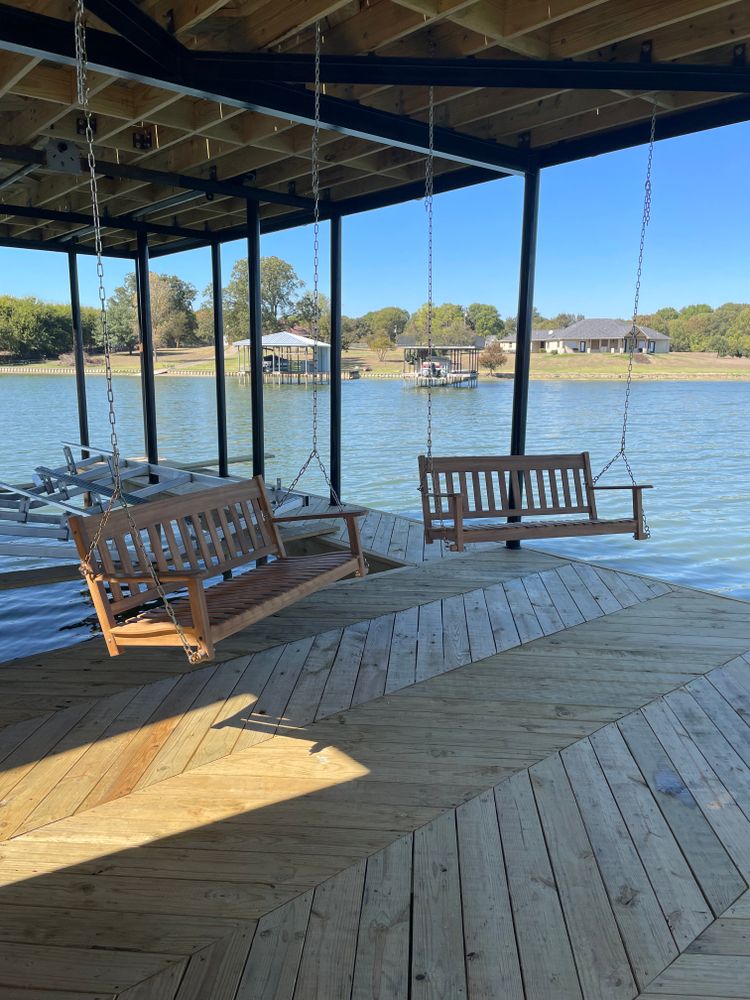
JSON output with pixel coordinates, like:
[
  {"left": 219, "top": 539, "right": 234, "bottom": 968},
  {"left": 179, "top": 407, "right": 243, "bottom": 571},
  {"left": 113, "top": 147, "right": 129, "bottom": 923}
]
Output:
[{"left": 2, "top": 253, "right": 749, "bottom": 360}]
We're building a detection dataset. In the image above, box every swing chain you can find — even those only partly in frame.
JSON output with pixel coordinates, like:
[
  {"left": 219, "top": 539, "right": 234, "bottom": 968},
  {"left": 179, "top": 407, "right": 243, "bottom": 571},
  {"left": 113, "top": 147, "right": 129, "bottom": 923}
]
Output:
[
  {"left": 74, "top": 0, "right": 205, "bottom": 664},
  {"left": 593, "top": 102, "right": 657, "bottom": 539},
  {"left": 425, "top": 85, "right": 435, "bottom": 466},
  {"left": 281, "top": 21, "right": 344, "bottom": 510}
]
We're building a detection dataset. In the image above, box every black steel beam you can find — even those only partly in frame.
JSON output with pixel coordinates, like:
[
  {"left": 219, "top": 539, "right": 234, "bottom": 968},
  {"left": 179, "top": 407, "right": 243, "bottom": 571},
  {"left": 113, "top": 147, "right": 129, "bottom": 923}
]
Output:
[
  {"left": 0, "top": 4, "right": 524, "bottom": 173},
  {"left": 246, "top": 201, "right": 264, "bottom": 480},
  {"left": 211, "top": 242, "right": 229, "bottom": 478},
  {"left": 329, "top": 214, "right": 342, "bottom": 505},
  {"left": 147, "top": 166, "right": 504, "bottom": 257},
  {"left": 537, "top": 94, "right": 750, "bottom": 168},
  {"left": 68, "top": 251, "right": 90, "bottom": 453},
  {"left": 0, "top": 234, "right": 135, "bottom": 258},
  {"left": 507, "top": 168, "right": 540, "bottom": 548},
  {"left": 193, "top": 51, "right": 750, "bottom": 94},
  {"left": 135, "top": 232, "right": 159, "bottom": 469},
  {"left": 0, "top": 142, "right": 311, "bottom": 210},
  {"left": 0, "top": 201, "right": 220, "bottom": 242},
  {"left": 85, "top": 0, "right": 185, "bottom": 75}
]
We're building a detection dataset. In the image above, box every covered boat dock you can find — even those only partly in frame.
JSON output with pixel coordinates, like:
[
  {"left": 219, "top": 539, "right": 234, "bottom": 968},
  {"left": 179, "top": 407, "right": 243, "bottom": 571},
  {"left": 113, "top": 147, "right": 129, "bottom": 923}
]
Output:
[{"left": 0, "top": 1, "right": 750, "bottom": 996}]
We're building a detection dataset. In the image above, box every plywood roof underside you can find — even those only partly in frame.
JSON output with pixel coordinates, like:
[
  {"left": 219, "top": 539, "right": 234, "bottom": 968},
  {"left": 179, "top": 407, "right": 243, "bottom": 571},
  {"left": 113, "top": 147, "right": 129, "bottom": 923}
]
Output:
[{"left": 0, "top": 0, "right": 748, "bottom": 257}]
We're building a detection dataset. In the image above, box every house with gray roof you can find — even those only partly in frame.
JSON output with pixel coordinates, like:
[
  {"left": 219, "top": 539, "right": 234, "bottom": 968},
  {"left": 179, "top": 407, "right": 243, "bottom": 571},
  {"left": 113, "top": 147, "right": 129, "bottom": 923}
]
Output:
[{"left": 498, "top": 319, "right": 670, "bottom": 355}]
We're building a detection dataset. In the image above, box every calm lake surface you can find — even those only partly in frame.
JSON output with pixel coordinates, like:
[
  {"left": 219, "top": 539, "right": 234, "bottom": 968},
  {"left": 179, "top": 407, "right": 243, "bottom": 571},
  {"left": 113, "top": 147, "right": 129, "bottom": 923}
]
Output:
[{"left": 1, "top": 374, "right": 748, "bottom": 661}]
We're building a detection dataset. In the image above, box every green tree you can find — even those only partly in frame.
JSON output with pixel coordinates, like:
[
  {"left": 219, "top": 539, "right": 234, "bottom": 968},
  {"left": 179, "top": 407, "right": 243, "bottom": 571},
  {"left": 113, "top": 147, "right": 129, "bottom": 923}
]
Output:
[
  {"left": 104, "top": 274, "right": 139, "bottom": 354},
  {"left": 479, "top": 340, "right": 508, "bottom": 374},
  {"left": 223, "top": 256, "right": 304, "bottom": 341},
  {"left": 549, "top": 312, "right": 584, "bottom": 329},
  {"left": 149, "top": 273, "right": 198, "bottom": 350},
  {"left": 405, "top": 302, "right": 470, "bottom": 345},
  {"left": 360, "top": 306, "right": 409, "bottom": 342},
  {"left": 290, "top": 290, "right": 331, "bottom": 341},
  {"left": 341, "top": 315, "right": 368, "bottom": 351},
  {"left": 367, "top": 330, "right": 394, "bottom": 361},
  {"left": 465, "top": 303, "right": 504, "bottom": 339},
  {"left": 726, "top": 306, "right": 750, "bottom": 357}
]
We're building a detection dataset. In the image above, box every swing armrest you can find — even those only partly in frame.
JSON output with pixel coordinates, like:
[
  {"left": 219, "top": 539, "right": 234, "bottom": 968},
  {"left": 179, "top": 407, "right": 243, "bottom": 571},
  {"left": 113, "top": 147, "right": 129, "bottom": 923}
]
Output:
[
  {"left": 423, "top": 490, "right": 460, "bottom": 498},
  {"left": 591, "top": 484, "right": 653, "bottom": 490},
  {"left": 272, "top": 509, "right": 367, "bottom": 523}
]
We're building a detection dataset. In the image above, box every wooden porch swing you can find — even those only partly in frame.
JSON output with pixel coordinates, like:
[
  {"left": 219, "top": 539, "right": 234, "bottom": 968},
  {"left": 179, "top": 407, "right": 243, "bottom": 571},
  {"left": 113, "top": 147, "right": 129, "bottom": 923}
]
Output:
[
  {"left": 70, "top": 10, "right": 365, "bottom": 664},
  {"left": 417, "top": 90, "right": 656, "bottom": 551}
]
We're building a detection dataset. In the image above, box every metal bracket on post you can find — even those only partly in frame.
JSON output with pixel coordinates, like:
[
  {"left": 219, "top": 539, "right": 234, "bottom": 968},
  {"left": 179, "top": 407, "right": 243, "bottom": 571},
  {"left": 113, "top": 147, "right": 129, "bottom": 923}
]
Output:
[
  {"left": 640, "top": 40, "right": 653, "bottom": 64},
  {"left": 733, "top": 44, "right": 746, "bottom": 67}
]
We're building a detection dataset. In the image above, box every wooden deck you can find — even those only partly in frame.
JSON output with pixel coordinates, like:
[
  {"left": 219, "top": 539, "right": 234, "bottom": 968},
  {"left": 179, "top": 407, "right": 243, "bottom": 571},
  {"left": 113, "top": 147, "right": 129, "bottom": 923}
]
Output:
[{"left": 0, "top": 502, "right": 749, "bottom": 998}]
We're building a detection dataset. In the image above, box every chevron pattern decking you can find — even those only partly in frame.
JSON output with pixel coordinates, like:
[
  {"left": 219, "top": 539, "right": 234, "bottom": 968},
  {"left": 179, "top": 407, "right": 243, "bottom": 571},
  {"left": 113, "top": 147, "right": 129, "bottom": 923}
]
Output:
[{"left": 1, "top": 505, "right": 750, "bottom": 997}]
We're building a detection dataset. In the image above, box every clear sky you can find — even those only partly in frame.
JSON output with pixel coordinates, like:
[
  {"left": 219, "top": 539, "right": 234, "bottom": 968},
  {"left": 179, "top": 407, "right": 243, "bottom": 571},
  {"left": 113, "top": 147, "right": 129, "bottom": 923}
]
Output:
[{"left": 1, "top": 118, "right": 748, "bottom": 321}]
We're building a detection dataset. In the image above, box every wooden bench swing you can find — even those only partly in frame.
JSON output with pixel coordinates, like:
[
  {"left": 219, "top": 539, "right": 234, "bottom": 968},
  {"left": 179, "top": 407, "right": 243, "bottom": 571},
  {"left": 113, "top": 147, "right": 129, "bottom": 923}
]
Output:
[
  {"left": 70, "top": 478, "right": 367, "bottom": 662},
  {"left": 416, "top": 92, "right": 656, "bottom": 554},
  {"left": 418, "top": 452, "right": 650, "bottom": 551},
  {"left": 69, "top": 26, "right": 366, "bottom": 666}
]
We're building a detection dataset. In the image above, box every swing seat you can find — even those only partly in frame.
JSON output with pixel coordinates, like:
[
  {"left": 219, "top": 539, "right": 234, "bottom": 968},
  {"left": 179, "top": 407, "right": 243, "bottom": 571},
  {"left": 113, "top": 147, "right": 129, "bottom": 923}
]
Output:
[
  {"left": 418, "top": 453, "right": 651, "bottom": 551},
  {"left": 69, "top": 477, "right": 367, "bottom": 662}
]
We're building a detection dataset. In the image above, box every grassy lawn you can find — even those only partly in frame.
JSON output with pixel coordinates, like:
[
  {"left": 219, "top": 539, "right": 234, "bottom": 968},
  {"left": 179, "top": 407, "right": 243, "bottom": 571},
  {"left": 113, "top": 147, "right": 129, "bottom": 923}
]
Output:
[{"left": 7, "top": 346, "right": 750, "bottom": 379}]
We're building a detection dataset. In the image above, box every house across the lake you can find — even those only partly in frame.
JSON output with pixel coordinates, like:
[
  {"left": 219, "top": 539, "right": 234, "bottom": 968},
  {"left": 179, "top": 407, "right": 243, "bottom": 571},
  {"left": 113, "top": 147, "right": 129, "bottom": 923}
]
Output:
[{"left": 498, "top": 318, "right": 671, "bottom": 354}]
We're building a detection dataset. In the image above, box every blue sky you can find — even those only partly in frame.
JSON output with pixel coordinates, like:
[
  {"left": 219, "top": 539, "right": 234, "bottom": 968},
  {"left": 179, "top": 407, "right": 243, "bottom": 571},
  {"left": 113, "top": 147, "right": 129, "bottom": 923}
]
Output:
[{"left": 2, "top": 119, "right": 749, "bottom": 320}]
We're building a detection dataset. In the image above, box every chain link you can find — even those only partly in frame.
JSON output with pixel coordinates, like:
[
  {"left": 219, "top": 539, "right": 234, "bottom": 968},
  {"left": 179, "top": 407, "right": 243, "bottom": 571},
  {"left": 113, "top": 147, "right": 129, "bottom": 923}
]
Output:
[
  {"left": 593, "top": 102, "right": 657, "bottom": 539},
  {"left": 425, "top": 86, "right": 435, "bottom": 466},
  {"left": 75, "top": 0, "right": 205, "bottom": 663},
  {"left": 281, "top": 21, "right": 343, "bottom": 509}
]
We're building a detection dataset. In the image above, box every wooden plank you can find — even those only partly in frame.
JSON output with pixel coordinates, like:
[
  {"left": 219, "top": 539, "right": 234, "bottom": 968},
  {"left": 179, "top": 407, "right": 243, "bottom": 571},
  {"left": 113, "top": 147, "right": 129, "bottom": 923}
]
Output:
[
  {"left": 189, "top": 648, "right": 285, "bottom": 768},
  {"left": 570, "top": 562, "right": 623, "bottom": 615},
  {"left": 317, "top": 619, "right": 369, "bottom": 717},
  {"left": 79, "top": 667, "right": 215, "bottom": 810},
  {"left": 175, "top": 926, "right": 255, "bottom": 1000},
  {"left": 0, "top": 942, "right": 180, "bottom": 994},
  {"left": 640, "top": 700, "right": 750, "bottom": 880},
  {"left": 352, "top": 613, "right": 396, "bottom": 707},
  {"left": 531, "top": 753, "right": 637, "bottom": 1000},
  {"left": 134, "top": 658, "right": 250, "bottom": 789},
  {"left": 236, "top": 891, "right": 313, "bottom": 1000},
  {"left": 384, "top": 606, "right": 418, "bottom": 694},
  {"left": 555, "top": 563, "right": 605, "bottom": 620},
  {"left": 284, "top": 628, "right": 342, "bottom": 727},
  {"left": 456, "top": 791, "right": 523, "bottom": 999},
  {"left": 503, "top": 577, "right": 545, "bottom": 642},
  {"left": 483, "top": 582, "right": 521, "bottom": 651},
  {"left": 495, "top": 770, "right": 582, "bottom": 999},
  {"left": 118, "top": 961, "right": 188, "bottom": 999},
  {"left": 411, "top": 810, "right": 467, "bottom": 999},
  {"left": 522, "top": 573, "right": 566, "bottom": 635},
  {"left": 645, "top": 953, "right": 750, "bottom": 998},
  {"left": 235, "top": 636, "right": 316, "bottom": 750},
  {"left": 415, "top": 600, "right": 444, "bottom": 682},
  {"left": 463, "top": 589, "right": 497, "bottom": 661},
  {"left": 351, "top": 835, "right": 412, "bottom": 1000},
  {"left": 0, "top": 688, "right": 141, "bottom": 840},
  {"left": 618, "top": 710, "right": 746, "bottom": 916},
  {"left": 441, "top": 593, "right": 471, "bottom": 671},
  {"left": 590, "top": 723, "right": 712, "bottom": 949},
  {"left": 665, "top": 688, "right": 750, "bottom": 814},
  {"left": 690, "top": 674, "right": 750, "bottom": 769},
  {"left": 538, "top": 567, "right": 585, "bottom": 627},
  {"left": 293, "top": 861, "right": 366, "bottom": 999},
  {"left": 562, "top": 737, "right": 678, "bottom": 986}
]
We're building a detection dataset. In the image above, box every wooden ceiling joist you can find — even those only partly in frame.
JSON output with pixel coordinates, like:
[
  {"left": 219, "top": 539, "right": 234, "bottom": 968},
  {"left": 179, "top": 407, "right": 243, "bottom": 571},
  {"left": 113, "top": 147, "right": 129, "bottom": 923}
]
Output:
[{"left": 0, "top": 0, "right": 747, "bottom": 254}]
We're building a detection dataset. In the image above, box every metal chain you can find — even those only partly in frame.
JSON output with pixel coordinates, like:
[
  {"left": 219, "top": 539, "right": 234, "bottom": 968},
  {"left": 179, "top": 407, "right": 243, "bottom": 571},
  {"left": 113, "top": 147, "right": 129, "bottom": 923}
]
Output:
[
  {"left": 593, "top": 102, "right": 657, "bottom": 538},
  {"left": 74, "top": 1, "right": 204, "bottom": 663},
  {"left": 425, "top": 86, "right": 435, "bottom": 466},
  {"left": 282, "top": 20, "right": 344, "bottom": 509}
]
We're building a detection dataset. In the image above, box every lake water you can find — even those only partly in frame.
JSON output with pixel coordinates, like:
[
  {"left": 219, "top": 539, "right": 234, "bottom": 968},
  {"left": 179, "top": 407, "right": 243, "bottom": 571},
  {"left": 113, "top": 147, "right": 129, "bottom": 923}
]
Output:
[{"left": 1, "top": 374, "right": 749, "bottom": 661}]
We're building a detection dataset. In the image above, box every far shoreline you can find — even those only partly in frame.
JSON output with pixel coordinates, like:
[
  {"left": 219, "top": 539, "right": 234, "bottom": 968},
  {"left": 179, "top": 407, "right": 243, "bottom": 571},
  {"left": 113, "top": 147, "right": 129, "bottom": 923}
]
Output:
[{"left": 2, "top": 366, "right": 750, "bottom": 382}]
